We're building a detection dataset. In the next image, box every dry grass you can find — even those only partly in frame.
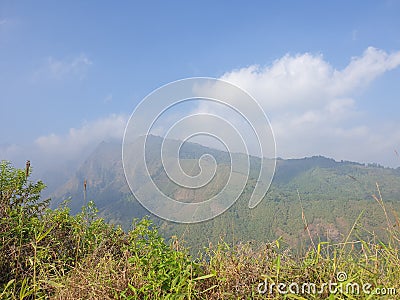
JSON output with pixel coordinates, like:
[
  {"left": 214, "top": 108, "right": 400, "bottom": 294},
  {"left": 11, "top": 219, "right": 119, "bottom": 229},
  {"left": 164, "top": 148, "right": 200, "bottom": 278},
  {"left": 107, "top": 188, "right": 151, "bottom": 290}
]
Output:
[{"left": 1, "top": 160, "right": 400, "bottom": 299}]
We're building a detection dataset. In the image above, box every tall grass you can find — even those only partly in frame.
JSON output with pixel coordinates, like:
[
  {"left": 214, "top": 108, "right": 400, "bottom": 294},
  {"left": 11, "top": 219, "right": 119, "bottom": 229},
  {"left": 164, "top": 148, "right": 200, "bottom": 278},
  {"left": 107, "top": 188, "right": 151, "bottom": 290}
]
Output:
[{"left": 1, "top": 160, "right": 399, "bottom": 299}]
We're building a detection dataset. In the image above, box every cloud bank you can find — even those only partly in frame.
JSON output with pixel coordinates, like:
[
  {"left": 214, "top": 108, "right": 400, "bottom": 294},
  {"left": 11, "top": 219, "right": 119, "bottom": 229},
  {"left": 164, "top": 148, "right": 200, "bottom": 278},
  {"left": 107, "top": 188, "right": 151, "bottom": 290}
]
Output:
[
  {"left": 2, "top": 47, "right": 399, "bottom": 181},
  {"left": 34, "top": 114, "right": 127, "bottom": 161},
  {"left": 1, "top": 114, "right": 127, "bottom": 184},
  {"left": 195, "top": 47, "right": 400, "bottom": 167}
]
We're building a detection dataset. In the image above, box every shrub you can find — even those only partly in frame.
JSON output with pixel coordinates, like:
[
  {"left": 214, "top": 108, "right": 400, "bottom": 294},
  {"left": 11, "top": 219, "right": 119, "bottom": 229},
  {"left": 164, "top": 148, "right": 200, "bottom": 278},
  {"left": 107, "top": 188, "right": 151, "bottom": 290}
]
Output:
[{"left": 1, "top": 160, "right": 399, "bottom": 299}]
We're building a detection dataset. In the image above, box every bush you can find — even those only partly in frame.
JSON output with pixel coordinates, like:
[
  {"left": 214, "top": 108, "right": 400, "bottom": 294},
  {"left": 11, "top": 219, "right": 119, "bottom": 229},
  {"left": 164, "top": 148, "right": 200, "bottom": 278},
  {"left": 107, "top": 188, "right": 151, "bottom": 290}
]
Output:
[
  {"left": 1, "top": 160, "right": 399, "bottom": 299},
  {"left": 0, "top": 161, "right": 199, "bottom": 299}
]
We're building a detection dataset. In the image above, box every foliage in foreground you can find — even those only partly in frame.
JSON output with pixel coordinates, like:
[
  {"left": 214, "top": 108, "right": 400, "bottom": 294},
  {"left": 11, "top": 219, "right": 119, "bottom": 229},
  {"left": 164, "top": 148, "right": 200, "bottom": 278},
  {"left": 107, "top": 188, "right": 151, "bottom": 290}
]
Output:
[{"left": 1, "top": 160, "right": 399, "bottom": 299}]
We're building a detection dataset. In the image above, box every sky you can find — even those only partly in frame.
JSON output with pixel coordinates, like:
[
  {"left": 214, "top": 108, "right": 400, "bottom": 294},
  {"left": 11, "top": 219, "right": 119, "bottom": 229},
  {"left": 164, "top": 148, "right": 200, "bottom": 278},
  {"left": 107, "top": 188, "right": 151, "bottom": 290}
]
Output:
[{"left": 1, "top": 0, "right": 400, "bottom": 177}]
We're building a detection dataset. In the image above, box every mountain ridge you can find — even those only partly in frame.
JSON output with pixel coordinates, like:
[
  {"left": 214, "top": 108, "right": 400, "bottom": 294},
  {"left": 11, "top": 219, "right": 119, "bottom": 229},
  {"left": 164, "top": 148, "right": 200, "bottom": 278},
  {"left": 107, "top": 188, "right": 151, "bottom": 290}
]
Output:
[
  {"left": 50, "top": 136, "right": 400, "bottom": 252},
  {"left": 51, "top": 136, "right": 394, "bottom": 208}
]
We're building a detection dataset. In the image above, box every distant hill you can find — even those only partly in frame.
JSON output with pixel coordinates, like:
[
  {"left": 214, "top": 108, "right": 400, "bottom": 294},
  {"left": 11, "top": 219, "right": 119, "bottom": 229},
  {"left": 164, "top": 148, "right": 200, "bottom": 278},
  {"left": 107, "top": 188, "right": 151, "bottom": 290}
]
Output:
[{"left": 51, "top": 136, "right": 400, "bottom": 253}]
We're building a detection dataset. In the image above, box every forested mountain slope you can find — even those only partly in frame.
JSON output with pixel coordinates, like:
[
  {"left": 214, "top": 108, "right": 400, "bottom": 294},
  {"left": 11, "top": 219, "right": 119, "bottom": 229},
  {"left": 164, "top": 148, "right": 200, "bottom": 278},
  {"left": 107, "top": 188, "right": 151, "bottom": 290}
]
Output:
[{"left": 52, "top": 136, "right": 400, "bottom": 252}]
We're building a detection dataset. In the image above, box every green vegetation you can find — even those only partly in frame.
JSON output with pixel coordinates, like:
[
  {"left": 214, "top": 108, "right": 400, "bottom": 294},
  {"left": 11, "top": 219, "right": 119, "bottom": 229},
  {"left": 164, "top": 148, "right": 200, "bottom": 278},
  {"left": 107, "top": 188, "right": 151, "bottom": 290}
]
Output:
[
  {"left": 53, "top": 139, "right": 400, "bottom": 255},
  {"left": 1, "top": 160, "right": 400, "bottom": 299}
]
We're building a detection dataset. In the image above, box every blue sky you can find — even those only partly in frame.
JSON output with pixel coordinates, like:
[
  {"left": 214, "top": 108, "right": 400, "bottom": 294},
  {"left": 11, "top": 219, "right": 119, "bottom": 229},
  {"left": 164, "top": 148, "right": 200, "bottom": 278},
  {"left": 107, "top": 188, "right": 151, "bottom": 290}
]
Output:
[{"left": 1, "top": 0, "right": 400, "bottom": 171}]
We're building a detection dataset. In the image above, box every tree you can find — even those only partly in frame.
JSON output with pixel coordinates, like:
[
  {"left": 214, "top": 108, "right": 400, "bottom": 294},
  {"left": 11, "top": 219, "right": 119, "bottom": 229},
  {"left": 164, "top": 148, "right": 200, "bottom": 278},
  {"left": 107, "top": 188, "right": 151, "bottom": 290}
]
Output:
[
  {"left": 0, "top": 160, "right": 49, "bottom": 288},
  {"left": 0, "top": 160, "right": 48, "bottom": 218}
]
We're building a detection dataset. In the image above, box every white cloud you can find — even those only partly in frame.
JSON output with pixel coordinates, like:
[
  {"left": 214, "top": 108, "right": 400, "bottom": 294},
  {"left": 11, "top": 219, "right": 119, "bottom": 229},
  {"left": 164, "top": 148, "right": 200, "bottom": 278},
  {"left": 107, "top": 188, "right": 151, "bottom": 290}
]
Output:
[
  {"left": 331, "top": 47, "right": 400, "bottom": 94},
  {"left": 192, "top": 47, "right": 400, "bottom": 167},
  {"left": 2, "top": 114, "right": 128, "bottom": 193},
  {"left": 33, "top": 54, "right": 92, "bottom": 81},
  {"left": 219, "top": 47, "right": 400, "bottom": 111},
  {"left": 35, "top": 114, "right": 127, "bottom": 160}
]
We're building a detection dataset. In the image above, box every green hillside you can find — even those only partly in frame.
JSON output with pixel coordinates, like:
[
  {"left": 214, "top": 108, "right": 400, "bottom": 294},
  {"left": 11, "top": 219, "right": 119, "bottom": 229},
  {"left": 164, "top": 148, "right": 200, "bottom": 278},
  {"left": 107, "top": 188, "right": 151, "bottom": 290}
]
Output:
[
  {"left": 52, "top": 137, "right": 400, "bottom": 254},
  {"left": 2, "top": 160, "right": 399, "bottom": 299}
]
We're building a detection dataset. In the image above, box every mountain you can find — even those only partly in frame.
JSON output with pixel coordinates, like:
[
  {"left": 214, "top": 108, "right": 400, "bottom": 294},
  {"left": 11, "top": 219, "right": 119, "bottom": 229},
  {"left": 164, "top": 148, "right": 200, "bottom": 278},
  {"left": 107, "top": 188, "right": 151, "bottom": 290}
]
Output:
[{"left": 51, "top": 136, "right": 400, "bottom": 253}]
